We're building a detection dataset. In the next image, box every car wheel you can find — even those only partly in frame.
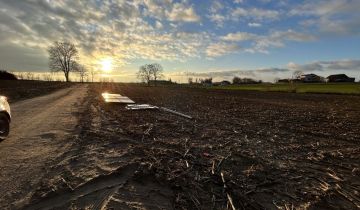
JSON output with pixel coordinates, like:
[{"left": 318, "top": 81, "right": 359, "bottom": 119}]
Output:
[{"left": 0, "top": 113, "right": 10, "bottom": 140}]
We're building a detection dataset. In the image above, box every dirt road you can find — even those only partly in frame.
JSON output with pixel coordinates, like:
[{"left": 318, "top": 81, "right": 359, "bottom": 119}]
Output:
[{"left": 0, "top": 85, "right": 88, "bottom": 209}]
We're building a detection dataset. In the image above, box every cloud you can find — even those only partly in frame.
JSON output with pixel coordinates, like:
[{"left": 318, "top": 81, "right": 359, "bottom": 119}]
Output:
[
  {"left": 231, "top": 7, "right": 280, "bottom": 21},
  {"left": 287, "top": 62, "right": 323, "bottom": 72},
  {"left": 288, "top": 59, "right": 360, "bottom": 72},
  {"left": 324, "top": 60, "right": 360, "bottom": 70},
  {"left": 221, "top": 30, "right": 316, "bottom": 53},
  {"left": 221, "top": 32, "right": 257, "bottom": 42},
  {"left": 290, "top": 0, "right": 360, "bottom": 35},
  {"left": 208, "top": 14, "right": 226, "bottom": 27},
  {"left": 206, "top": 42, "right": 241, "bottom": 57},
  {"left": 0, "top": 0, "right": 206, "bottom": 71},
  {"left": 0, "top": 42, "right": 48, "bottom": 71},
  {"left": 248, "top": 22, "right": 262, "bottom": 27},
  {"left": 143, "top": 0, "right": 200, "bottom": 22},
  {"left": 249, "top": 30, "right": 316, "bottom": 53},
  {"left": 168, "top": 2, "right": 200, "bottom": 22},
  {"left": 155, "top": 21, "right": 163, "bottom": 29},
  {"left": 209, "top": 0, "right": 224, "bottom": 13},
  {"left": 167, "top": 67, "right": 289, "bottom": 82},
  {"left": 169, "top": 60, "right": 359, "bottom": 82},
  {"left": 171, "top": 70, "right": 255, "bottom": 78},
  {"left": 233, "top": 0, "right": 244, "bottom": 4}
]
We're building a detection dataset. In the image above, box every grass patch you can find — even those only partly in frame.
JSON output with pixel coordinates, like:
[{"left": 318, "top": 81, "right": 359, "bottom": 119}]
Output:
[{"left": 209, "top": 83, "right": 360, "bottom": 94}]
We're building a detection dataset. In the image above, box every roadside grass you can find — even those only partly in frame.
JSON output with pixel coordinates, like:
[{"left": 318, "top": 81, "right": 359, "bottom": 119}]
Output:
[{"left": 208, "top": 83, "right": 360, "bottom": 95}]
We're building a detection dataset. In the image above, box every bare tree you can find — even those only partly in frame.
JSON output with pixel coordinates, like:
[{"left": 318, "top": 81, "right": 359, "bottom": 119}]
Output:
[
  {"left": 149, "top": 63, "right": 163, "bottom": 86},
  {"left": 137, "top": 64, "right": 153, "bottom": 85},
  {"left": 48, "top": 41, "right": 79, "bottom": 82},
  {"left": 34, "top": 74, "right": 41, "bottom": 80},
  {"left": 89, "top": 68, "right": 97, "bottom": 83},
  {"left": 188, "top": 77, "right": 193, "bottom": 84},
  {"left": 78, "top": 65, "right": 88, "bottom": 83},
  {"left": 25, "top": 72, "right": 35, "bottom": 80},
  {"left": 42, "top": 73, "right": 53, "bottom": 81},
  {"left": 292, "top": 70, "right": 303, "bottom": 79},
  {"left": 15, "top": 72, "right": 24, "bottom": 80},
  {"left": 137, "top": 63, "right": 164, "bottom": 86}
]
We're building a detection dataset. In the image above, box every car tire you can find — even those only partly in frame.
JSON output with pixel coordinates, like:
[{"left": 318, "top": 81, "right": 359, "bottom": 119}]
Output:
[{"left": 0, "top": 113, "right": 10, "bottom": 140}]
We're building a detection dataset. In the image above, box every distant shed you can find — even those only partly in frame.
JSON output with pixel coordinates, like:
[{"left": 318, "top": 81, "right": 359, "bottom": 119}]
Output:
[
  {"left": 327, "top": 74, "right": 355, "bottom": 82},
  {"left": 300, "top": 74, "right": 323, "bottom": 83}
]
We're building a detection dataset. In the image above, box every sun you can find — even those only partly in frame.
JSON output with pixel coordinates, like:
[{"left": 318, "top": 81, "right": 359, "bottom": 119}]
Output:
[{"left": 100, "top": 58, "right": 113, "bottom": 73}]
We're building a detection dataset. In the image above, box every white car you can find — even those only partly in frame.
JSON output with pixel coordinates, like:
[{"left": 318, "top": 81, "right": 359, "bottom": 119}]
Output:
[{"left": 0, "top": 96, "right": 11, "bottom": 140}]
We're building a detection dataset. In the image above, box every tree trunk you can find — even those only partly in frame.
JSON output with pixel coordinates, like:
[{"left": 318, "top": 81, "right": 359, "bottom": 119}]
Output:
[{"left": 65, "top": 72, "right": 69, "bottom": 82}]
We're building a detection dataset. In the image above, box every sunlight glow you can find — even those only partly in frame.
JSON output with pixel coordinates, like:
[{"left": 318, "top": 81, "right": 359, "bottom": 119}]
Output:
[{"left": 100, "top": 58, "right": 113, "bottom": 73}]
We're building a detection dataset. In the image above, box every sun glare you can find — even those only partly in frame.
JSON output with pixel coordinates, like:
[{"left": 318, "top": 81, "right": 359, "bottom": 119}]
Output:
[{"left": 100, "top": 58, "right": 113, "bottom": 73}]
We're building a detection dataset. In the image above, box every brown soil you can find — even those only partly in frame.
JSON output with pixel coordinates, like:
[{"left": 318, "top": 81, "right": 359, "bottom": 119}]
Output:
[
  {"left": 0, "top": 80, "right": 73, "bottom": 103},
  {"left": 25, "top": 83, "right": 360, "bottom": 210}
]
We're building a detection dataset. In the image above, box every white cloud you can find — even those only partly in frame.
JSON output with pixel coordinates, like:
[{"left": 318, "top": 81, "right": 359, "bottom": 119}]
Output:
[
  {"left": 155, "top": 20, "right": 163, "bottom": 29},
  {"left": 248, "top": 22, "right": 262, "bottom": 27},
  {"left": 0, "top": 0, "right": 207, "bottom": 71},
  {"left": 168, "top": 2, "right": 200, "bottom": 22},
  {"left": 210, "top": 0, "right": 224, "bottom": 13},
  {"left": 208, "top": 14, "right": 226, "bottom": 26},
  {"left": 290, "top": 0, "right": 360, "bottom": 35},
  {"left": 233, "top": 0, "right": 244, "bottom": 4},
  {"left": 231, "top": 7, "right": 280, "bottom": 21},
  {"left": 221, "top": 32, "right": 257, "bottom": 42},
  {"left": 221, "top": 30, "right": 316, "bottom": 54},
  {"left": 206, "top": 42, "right": 241, "bottom": 57}
]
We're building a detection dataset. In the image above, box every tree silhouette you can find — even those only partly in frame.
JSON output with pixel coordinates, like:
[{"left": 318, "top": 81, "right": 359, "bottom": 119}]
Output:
[
  {"left": 137, "top": 64, "right": 153, "bottom": 86},
  {"left": 137, "top": 63, "right": 164, "bottom": 86},
  {"left": 48, "top": 41, "right": 79, "bottom": 82},
  {"left": 77, "top": 65, "right": 88, "bottom": 83},
  {"left": 0, "top": 70, "right": 17, "bottom": 80},
  {"left": 149, "top": 63, "right": 163, "bottom": 86}
]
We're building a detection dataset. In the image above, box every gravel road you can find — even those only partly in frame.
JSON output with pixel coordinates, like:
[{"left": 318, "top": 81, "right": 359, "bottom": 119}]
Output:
[{"left": 0, "top": 85, "right": 88, "bottom": 209}]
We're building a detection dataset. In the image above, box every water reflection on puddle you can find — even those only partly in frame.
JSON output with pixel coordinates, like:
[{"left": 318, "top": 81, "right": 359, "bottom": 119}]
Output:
[{"left": 101, "top": 92, "right": 135, "bottom": 103}]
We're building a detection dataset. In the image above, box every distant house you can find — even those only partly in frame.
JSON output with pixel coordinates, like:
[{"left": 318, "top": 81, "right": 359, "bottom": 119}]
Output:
[
  {"left": 300, "top": 74, "right": 323, "bottom": 83},
  {"left": 327, "top": 74, "right": 355, "bottom": 83},
  {"left": 213, "top": 80, "right": 231, "bottom": 86},
  {"left": 220, "top": 80, "right": 231, "bottom": 86}
]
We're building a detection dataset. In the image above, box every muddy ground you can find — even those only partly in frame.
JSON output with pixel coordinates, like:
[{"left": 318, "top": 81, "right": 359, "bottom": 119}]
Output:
[
  {"left": 25, "top": 83, "right": 360, "bottom": 210},
  {"left": 0, "top": 80, "right": 73, "bottom": 103}
]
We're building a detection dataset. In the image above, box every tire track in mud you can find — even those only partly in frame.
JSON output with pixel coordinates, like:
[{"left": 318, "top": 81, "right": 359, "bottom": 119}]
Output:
[
  {"left": 24, "top": 163, "right": 139, "bottom": 210},
  {"left": 24, "top": 88, "right": 175, "bottom": 210}
]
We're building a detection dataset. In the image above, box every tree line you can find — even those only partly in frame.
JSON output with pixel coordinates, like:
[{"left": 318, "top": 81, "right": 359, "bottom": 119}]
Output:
[
  {"left": 136, "top": 63, "right": 164, "bottom": 86},
  {"left": 187, "top": 76, "right": 262, "bottom": 85}
]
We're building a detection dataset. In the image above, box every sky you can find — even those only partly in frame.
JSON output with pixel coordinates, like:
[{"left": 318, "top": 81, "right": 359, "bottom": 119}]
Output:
[{"left": 0, "top": 0, "right": 359, "bottom": 82}]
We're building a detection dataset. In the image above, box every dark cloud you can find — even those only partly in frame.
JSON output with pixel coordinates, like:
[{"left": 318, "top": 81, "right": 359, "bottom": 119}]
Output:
[
  {"left": 0, "top": 42, "right": 47, "bottom": 71},
  {"left": 173, "top": 68, "right": 289, "bottom": 79},
  {"left": 288, "top": 60, "right": 360, "bottom": 72}
]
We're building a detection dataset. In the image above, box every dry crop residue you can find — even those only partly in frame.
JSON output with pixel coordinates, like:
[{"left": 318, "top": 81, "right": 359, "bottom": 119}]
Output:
[{"left": 26, "top": 84, "right": 360, "bottom": 210}]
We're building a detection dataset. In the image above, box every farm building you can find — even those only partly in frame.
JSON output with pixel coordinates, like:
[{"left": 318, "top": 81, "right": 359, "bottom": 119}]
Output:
[
  {"left": 327, "top": 74, "right": 355, "bottom": 82},
  {"left": 220, "top": 80, "right": 231, "bottom": 85},
  {"left": 300, "top": 74, "right": 323, "bottom": 83},
  {"left": 213, "top": 80, "right": 231, "bottom": 86}
]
